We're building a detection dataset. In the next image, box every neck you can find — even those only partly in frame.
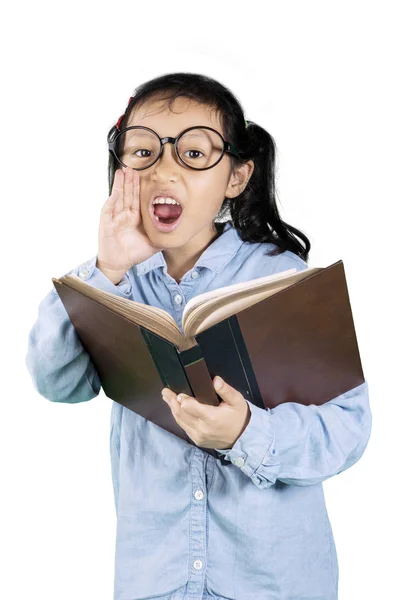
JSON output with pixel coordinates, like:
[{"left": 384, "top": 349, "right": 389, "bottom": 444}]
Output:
[{"left": 163, "top": 225, "right": 221, "bottom": 282}]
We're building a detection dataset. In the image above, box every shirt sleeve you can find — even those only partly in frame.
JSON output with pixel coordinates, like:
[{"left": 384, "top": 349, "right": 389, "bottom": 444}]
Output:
[
  {"left": 25, "top": 255, "right": 133, "bottom": 404},
  {"left": 52, "top": 254, "right": 133, "bottom": 297},
  {"left": 215, "top": 250, "right": 372, "bottom": 488},
  {"left": 216, "top": 380, "right": 372, "bottom": 488}
]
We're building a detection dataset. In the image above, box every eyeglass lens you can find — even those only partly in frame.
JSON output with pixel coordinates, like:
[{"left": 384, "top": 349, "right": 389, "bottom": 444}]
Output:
[{"left": 115, "top": 128, "right": 225, "bottom": 169}]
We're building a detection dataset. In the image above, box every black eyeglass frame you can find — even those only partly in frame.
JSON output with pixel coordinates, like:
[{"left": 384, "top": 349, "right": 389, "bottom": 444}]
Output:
[{"left": 107, "top": 125, "right": 242, "bottom": 171}]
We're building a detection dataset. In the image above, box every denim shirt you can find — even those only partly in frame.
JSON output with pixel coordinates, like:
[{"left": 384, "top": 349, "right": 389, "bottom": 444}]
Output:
[{"left": 25, "top": 221, "right": 372, "bottom": 600}]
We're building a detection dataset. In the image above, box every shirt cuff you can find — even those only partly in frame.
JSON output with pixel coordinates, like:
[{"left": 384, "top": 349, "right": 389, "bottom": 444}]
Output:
[
  {"left": 215, "top": 400, "right": 280, "bottom": 487},
  {"left": 54, "top": 255, "right": 133, "bottom": 298}
]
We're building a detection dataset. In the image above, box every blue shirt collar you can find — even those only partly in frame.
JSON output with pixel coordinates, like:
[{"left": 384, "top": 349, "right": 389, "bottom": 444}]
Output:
[{"left": 134, "top": 221, "right": 244, "bottom": 277}]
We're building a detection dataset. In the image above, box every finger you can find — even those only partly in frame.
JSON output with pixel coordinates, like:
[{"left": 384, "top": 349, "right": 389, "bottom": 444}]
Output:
[
  {"left": 178, "top": 395, "right": 210, "bottom": 421},
  {"left": 131, "top": 168, "right": 141, "bottom": 216},
  {"left": 111, "top": 168, "right": 124, "bottom": 215},
  {"left": 167, "top": 400, "right": 199, "bottom": 442},
  {"left": 101, "top": 188, "right": 119, "bottom": 220},
  {"left": 163, "top": 391, "right": 203, "bottom": 424},
  {"left": 123, "top": 166, "right": 135, "bottom": 212},
  {"left": 164, "top": 395, "right": 183, "bottom": 425},
  {"left": 164, "top": 394, "right": 189, "bottom": 424}
]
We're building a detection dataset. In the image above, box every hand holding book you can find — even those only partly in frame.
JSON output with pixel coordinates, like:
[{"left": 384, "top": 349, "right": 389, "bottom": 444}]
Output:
[{"left": 161, "top": 375, "right": 251, "bottom": 450}]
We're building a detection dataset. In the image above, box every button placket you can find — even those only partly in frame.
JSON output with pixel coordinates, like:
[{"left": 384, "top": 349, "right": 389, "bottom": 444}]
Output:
[
  {"left": 193, "top": 559, "right": 203, "bottom": 570},
  {"left": 194, "top": 489, "right": 204, "bottom": 500}
]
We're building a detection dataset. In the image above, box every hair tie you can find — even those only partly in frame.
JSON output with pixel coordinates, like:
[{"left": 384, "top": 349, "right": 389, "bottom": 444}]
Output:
[{"left": 116, "top": 95, "right": 134, "bottom": 131}]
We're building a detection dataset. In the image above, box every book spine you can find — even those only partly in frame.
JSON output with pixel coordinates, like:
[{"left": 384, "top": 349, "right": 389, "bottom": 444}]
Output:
[
  {"left": 177, "top": 344, "right": 220, "bottom": 407},
  {"left": 140, "top": 328, "right": 193, "bottom": 396},
  {"left": 194, "top": 316, "right": 265, "bottom": 410}
]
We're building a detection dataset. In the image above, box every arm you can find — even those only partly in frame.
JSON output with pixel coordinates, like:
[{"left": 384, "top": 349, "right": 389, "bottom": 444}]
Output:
[
  {"left": 25, "top": 254, "right": 132, "bottom": 403},
  {"left": 216, "top": 251, "right": 372, "bottom": 487},
  {"left": 216, "top": 380, "right": 372, "bottom": 487}
]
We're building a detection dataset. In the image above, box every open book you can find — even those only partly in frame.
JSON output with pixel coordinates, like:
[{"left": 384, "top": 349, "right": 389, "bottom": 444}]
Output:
[
  {"left": 52, "top": 260, "right": 365, "bottom": 458},
  {"left": 55, "top": 265, "right": 312, "bottom": 351}
]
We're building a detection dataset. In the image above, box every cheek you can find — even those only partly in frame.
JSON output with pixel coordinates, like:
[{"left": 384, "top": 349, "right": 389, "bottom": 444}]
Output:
[{"left": 190, "top": 175, "right": 227, "bottom": 209}]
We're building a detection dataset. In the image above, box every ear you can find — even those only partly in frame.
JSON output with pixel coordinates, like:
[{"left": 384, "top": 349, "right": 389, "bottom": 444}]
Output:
[{"left": 224, "top": 159, "right": 255, "bottom": 199}]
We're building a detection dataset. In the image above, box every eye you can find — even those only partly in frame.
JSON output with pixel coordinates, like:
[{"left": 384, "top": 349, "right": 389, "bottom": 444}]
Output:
[
  {"left": 183, "top": 149, "right": 204, "bottom": 159},
  {"left": 134, "top": 149, "right": 153, "bottom": 158}
]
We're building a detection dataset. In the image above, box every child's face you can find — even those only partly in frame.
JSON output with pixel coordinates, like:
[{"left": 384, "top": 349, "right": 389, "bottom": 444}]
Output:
[{"left": 126, "top": 97, "right": 249, "bottom": 250}]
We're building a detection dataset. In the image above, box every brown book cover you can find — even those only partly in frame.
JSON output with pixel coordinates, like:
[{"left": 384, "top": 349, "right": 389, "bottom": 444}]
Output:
[{"left": 52, "top": 259, "right": 365, "bottom": 459}]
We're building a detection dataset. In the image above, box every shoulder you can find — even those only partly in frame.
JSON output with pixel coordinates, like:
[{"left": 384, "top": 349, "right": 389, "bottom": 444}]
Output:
[
  {"left": 230, "top": 233, "right": 310, "bottom": 279},
  {"left": 263, "top": 244, "right": 309, "bottom": 274},
  {"left": 242, "top": 242, "right": 308, "bottom": 274}
]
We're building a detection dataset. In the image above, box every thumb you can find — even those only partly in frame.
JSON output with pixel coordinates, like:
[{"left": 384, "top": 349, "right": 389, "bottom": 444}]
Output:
[{"left": 213, "top": 376, "right": 238, "bottom": 404}]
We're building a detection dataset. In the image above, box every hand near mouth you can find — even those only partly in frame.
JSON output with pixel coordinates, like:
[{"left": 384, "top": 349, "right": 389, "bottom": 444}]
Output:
[{"left": 97, "top": 167, "right": 164, "bottom": 280}]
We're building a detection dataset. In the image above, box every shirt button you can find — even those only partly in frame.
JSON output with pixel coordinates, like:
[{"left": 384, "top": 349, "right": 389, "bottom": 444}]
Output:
[
  {"left": 174, "top": 294, "right": 182, "bottom": 304},
  {"left": 79, "top": 269, "right": 89, "bottom": 280},
  {"left": 194, "top": 489, "right": 204, "bottom": 500},
  {"left": 233, "top": 457, "right": 245, "bottom": 467},
  {"left": 191, "top": 270, "right": 199, "bottom": 279},
  {"left": 193, "top": 559, "right": 203, "bottom": 570}
]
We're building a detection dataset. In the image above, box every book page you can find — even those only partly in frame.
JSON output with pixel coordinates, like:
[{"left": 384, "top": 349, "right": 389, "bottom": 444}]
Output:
[
  {"left": 53, "top": 275, "right": 192, "bottom": 349},
  {"left": 187, "top": 284, "right": 290, "bottom": 335},
  {"left": 182, "top": 268, "right": 298, "bottom": 321},
  {"left": 185, "top": 269, "right": 318, "bottom": 337}
]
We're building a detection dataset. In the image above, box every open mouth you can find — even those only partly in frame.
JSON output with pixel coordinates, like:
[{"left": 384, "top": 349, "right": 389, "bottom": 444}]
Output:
[{"left": 149, "top": 201, "right": 184, "bottom": 232}]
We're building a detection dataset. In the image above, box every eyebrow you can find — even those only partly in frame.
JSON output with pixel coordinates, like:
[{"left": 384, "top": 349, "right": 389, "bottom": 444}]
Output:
[
  {"left": 182, "top": 132, "right": 207, "bottom": 139},
  {"left": 126, "top": 128, "right": 216, "bottom": 139}
]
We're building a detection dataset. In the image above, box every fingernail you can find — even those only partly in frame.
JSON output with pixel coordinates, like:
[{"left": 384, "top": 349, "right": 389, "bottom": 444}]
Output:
[{"left": 214, "top": 377, "right": 223, "bottom": 390}]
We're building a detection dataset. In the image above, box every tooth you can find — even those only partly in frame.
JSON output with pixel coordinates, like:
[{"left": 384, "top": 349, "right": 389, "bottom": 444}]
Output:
[{"left": 153, "top": 196, "right": 180, "bottom": 205}]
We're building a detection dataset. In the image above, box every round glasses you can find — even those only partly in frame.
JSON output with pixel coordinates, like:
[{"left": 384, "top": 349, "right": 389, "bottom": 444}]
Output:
[{"left": 108, "top": 125, "right": 241, "bottom": 171}]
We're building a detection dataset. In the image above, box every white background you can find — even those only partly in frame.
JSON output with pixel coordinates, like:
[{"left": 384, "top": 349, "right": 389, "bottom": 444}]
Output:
[{"left": 2, "top": 1, "right": 398, "bottom": 598}]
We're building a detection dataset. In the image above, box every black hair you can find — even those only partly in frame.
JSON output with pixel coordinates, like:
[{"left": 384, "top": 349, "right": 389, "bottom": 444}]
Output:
[{"left": 107, "top": 72, "right": 311, "bottom": 261}]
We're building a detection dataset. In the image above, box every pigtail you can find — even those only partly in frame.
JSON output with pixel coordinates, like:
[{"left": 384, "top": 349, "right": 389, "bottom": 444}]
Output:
[{"left": 215, "top": 120, "right": 311, "bottom": 262}]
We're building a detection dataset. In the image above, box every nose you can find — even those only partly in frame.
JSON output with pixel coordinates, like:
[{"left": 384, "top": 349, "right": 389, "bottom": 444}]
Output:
[{"left": 153, "top": 141, "right": 181, "bottom": 173}]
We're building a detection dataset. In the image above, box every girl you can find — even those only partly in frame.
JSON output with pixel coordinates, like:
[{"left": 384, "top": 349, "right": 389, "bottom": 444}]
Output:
[{"left": 25, "top": 72, "right": 372, "bottom": 600}]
